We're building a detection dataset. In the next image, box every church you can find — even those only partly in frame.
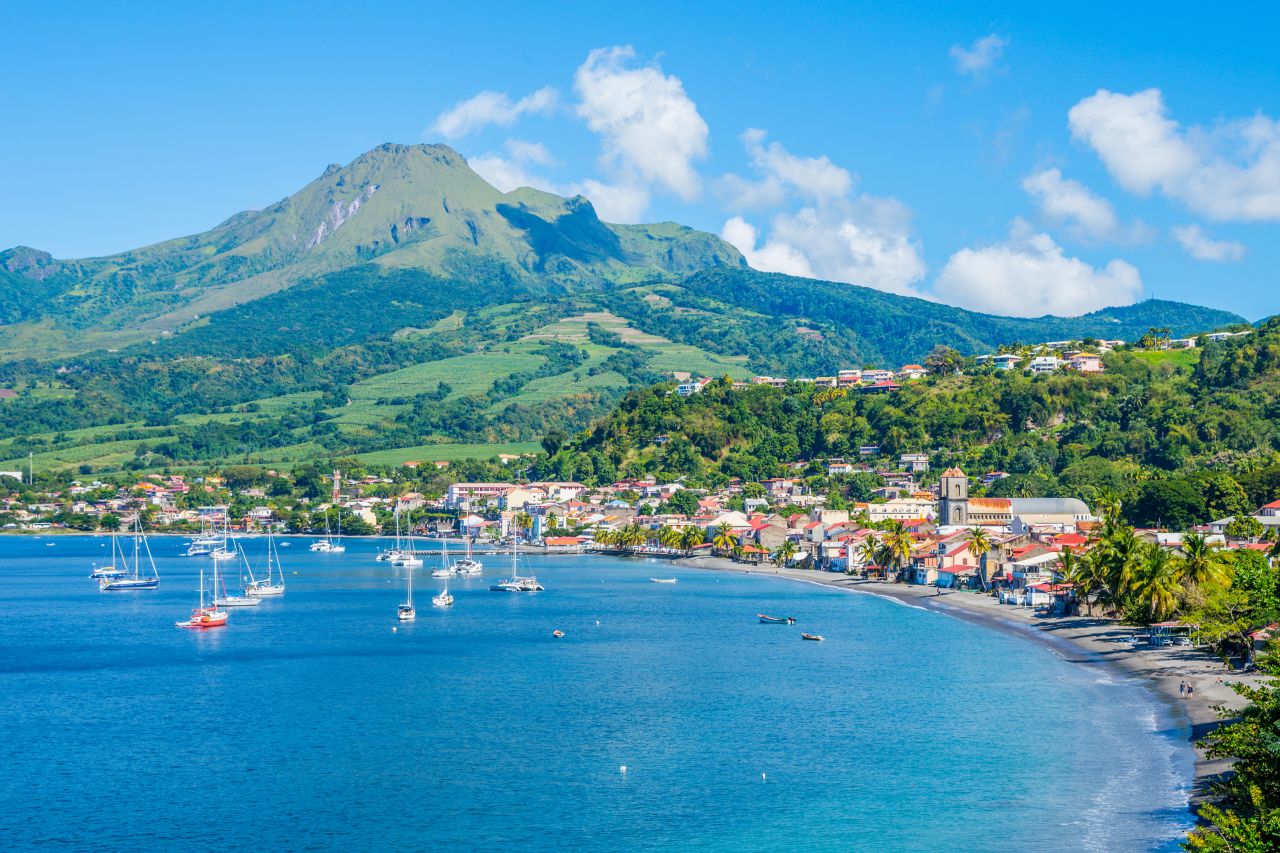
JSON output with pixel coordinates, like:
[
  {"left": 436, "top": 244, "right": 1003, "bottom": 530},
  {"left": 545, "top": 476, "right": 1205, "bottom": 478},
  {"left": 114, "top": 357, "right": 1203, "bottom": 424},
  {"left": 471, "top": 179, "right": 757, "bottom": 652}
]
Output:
[{"left": 938, "top": 468, "right": 1092, "bottom": 532}]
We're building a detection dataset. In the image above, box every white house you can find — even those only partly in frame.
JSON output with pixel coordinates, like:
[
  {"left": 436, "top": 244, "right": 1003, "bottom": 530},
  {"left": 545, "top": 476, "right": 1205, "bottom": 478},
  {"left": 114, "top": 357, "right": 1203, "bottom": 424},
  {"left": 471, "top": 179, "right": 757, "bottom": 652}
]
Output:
[{"left": 1029, "top": 356, "right": 1061, "bottom": 374}]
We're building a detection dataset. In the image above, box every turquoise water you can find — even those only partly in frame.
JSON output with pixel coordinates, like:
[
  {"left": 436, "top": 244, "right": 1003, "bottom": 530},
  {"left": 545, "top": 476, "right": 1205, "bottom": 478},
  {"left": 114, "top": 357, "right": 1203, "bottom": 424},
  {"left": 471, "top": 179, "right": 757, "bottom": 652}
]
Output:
[{"left": 0, "top": 536, "right": 1193, "bottom": 851}]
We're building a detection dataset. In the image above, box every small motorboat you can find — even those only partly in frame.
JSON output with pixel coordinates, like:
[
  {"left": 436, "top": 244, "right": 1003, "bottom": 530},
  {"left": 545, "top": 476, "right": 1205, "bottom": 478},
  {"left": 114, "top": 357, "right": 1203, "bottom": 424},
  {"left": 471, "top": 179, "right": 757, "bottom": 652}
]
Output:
[
  {"left": 758, "top": 614, "right": 796, "bottom": 625},
  {"left": 802, "top": 633, "right": 824, "bottom": 642},
  {"left": 650, "top": 577, "right": 678, "bottom": 584},
  {"left": 552, "top": 629, "right": 565, "bottom": 638}
]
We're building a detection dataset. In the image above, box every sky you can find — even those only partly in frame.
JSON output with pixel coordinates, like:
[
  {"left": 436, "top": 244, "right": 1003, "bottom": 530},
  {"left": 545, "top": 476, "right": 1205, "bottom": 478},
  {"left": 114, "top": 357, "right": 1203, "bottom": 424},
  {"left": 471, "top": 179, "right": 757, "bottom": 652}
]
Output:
[{"left": 2, "top": 1, "right": 1279, "bottom": 319}]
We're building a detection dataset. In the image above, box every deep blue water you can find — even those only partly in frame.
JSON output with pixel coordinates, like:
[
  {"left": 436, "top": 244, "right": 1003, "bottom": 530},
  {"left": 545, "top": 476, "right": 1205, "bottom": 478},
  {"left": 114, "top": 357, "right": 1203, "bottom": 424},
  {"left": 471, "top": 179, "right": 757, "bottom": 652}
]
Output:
[{"left": 0, "top": 535, "right": 1193, "bottom": 852}]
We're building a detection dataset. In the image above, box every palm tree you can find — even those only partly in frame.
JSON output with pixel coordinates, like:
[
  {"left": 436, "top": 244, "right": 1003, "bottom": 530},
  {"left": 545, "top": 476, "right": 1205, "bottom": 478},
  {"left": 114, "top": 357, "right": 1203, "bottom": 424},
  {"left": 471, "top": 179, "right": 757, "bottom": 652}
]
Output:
[
  {"left": 775, "top": 539, "right": 799, "bottom": 568},
  {"left": 657, "top": 525, "right": 682, "bottom": 551},
  {"left": 680, "top": 525, "right": 705, "bottom": 553},
  {"left": 1129, "top": 543, "right": 1184, "bottom": 622},
  {"left": 594, "top": 528, "right": 617, "bottom": 548},
  {"left": 858, "top": 536, "right": 881, "bottom": 574},
  {"left": 966, "top": 526, "right": 992, "bottom": 578},
  {"left": 712, "top": 526, "right": 738, "bottom": 556},
  {"left": 619, "top": 524, "right": 646, "bottom": 551},
  {"left": 879, "top": 520, "right": 914, "bottom": 579},
  {"left": 1179, "top": 532, "right": 1229, "bottom": 590},
  {"left": 514, "top": 511, "right": 533, "bottom": 541},
  {"left": 1055, "top": 546, "right": 1099, "bottom": 616}
]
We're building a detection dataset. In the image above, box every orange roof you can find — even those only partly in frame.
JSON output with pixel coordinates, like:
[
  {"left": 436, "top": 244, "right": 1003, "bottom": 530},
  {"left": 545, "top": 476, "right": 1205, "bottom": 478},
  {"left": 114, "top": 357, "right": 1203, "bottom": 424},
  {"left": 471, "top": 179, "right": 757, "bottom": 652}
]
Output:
[{"left": 941, "top": 467, "right": 965, "bottom": 478}]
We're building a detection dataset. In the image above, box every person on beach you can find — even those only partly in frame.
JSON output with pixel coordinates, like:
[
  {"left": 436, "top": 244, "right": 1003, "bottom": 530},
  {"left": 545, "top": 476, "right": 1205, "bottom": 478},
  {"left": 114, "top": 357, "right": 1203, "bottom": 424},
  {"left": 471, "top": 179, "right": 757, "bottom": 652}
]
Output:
[
  {"left": 1179, "top": 680, "right": 1186, "bottom": 695},
  {"left": 1187, "top": 683, "right": 1194, "bottom": 698}
]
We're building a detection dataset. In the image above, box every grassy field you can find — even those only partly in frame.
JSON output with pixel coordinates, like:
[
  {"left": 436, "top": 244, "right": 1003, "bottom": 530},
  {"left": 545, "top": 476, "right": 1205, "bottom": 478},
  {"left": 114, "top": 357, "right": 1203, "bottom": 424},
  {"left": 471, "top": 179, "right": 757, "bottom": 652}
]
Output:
[{"left": 1131, "top": 348, "right": 1201, "bottom": 372}]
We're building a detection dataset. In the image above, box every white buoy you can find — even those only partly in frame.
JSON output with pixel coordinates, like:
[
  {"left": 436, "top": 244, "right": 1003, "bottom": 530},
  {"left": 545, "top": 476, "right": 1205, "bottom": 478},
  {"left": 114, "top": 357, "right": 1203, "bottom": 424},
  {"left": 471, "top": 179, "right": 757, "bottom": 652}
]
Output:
[
  {"left": 595, "top": 620, "right": 601, "bottom": 626},
  {"left": 620, "top": 765, "right": 627, "bottom": 773},
  {"left": 762, "top": 773, "right": 767, "bottom": 782},
  {"left": 392, "top": 627, "right": 397, "bottom": 633}
]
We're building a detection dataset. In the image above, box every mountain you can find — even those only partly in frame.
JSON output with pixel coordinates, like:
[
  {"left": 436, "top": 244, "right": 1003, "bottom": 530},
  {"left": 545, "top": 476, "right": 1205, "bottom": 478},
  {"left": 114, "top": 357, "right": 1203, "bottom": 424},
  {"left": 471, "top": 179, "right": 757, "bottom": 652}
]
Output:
[
  {"left": 0, "top": 143, "right": 744, "bottom": 345},
  {"left": 0, "top": 143, "right": 1255, "bottom": 473}
]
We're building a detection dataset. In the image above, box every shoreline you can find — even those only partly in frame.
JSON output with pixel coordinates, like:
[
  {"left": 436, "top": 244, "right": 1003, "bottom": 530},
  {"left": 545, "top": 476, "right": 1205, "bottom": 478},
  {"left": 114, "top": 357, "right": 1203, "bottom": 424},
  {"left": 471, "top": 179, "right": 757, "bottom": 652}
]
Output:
[{"left": 677, "top": 554, "right": 1259, "bottom": 809}]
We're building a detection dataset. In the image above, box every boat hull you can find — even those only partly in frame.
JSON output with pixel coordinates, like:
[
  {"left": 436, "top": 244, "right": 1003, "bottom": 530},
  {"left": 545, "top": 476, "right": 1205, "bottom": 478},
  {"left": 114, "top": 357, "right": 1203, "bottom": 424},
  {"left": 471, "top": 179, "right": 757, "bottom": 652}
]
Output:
[{"left": 101, "top": 578, "right": 160, "bottom": 591}]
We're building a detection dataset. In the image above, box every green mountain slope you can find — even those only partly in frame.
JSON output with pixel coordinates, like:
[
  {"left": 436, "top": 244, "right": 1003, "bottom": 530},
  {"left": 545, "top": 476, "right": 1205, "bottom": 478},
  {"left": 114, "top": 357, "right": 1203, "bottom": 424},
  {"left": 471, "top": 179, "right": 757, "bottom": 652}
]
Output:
[{"left": 0, "top": 142, "right": 1256, "bottom": 472}]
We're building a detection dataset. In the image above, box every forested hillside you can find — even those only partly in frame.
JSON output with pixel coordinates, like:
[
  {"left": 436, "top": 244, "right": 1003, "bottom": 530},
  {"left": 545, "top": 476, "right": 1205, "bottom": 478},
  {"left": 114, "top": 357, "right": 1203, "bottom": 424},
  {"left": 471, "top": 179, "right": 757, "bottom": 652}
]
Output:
[{"left": 535, "top": 318, "right": 1280, "bottom": 529}]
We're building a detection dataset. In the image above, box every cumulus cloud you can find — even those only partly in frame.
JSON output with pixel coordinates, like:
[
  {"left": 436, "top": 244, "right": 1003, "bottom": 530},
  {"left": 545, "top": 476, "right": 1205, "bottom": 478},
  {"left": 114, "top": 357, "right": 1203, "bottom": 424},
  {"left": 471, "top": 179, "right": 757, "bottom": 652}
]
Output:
[
  {"left": 1171, "top": 224, "right": 1246, "bottom": 262},
  {"left": 936, "top": 220, "right": 1143, "bottom": 316},
  {"left": 430, "top": 87, "right": 558, "bottom": 140},
  {"left": 949, "top": 34, "right": 1008, "bottom": 76},
  {"left": 1069, "top": 88, "right": 1280, "bottom": 221},
  {"left": 573, "top": 46, "right": 709, "bottom": 203},
  {"left": 467, "top": 139, "right": 561, "bottom": 194},
  {"left": 1021, "top": 167, "right": 1151, "bottom": 244},
  {"left": 568, "top": 179, "right": 650, "bottom": 222},
  {"left": 718, "top": 129, "right": 852, "bottom": 209},
  {"left": 722, "top": 198, "right": 927, "bottom": 297},
  {"left": 718, "top": 132, "right": 926, "bottom": 296}
]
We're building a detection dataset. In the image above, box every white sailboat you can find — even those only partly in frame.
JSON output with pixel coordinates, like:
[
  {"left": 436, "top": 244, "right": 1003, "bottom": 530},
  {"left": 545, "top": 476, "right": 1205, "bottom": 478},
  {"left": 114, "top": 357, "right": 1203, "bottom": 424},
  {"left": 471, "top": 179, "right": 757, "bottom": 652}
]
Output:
[
  {"left": 431, "top": 540, "right": 454, "bottom": 578},
  {"left": 99, "top": 519, "right": 160, "bottom": 590},
  {"left": 432, "top": 582, "right": 453, "bottom": 608},
  {"left": 214, "top": 545, "right": 262, "bottom": 607},
  {"left": 377, "top": 508, "right": 405, "bottom": 562},
  {"left": 245, "top": 532, "right": 286, "bottom": 597},
  {"left": 489, "top": 536, "right": 542, "bottom": 592},
  {"left": 452, "top": 529, "right": 483, "bottom": 575},
  {"left": 397, "top": 561, "right": 416, "bottom": 621},
  {"left": 208, "top": 513, "right": 236, "bottom": 561},
  {"left": 391, "top": 508, "right": 423, "bottom": 567}
]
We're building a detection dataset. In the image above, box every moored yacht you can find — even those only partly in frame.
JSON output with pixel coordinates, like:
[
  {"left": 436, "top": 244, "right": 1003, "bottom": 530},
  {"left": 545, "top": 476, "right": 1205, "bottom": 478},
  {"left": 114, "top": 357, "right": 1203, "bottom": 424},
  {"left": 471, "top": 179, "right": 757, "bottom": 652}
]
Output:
[
  {"left": 176, "top": 567, "right": 228, "bottom": 629},
  {"left": 99, "top": 519, "right": 160, "bottom": 590}
]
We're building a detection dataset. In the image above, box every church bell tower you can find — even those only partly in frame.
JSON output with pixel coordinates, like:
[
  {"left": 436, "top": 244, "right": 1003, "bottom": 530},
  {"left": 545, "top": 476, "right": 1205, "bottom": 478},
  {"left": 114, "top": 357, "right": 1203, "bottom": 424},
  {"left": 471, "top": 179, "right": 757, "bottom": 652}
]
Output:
[{"left": 938, "top": 467, "right": 969, "bottom": 526}]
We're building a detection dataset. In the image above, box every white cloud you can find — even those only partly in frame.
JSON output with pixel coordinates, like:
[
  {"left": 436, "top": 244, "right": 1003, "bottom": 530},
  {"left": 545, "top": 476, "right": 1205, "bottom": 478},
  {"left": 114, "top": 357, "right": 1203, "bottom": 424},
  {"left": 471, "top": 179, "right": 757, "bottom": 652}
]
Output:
[
  {"left": 569, "top": 179, "right": 650, "bottom": 223},
  {"left": 430, "top": 87, "right": 558, "bottom": 140},
  {"left": 1172, "top": 224, "right": 1246, "bottom": 262},
  {"left": 573, "top": 46, "right": 709, "bottom": 203},
  {"left": 718, "top": 132, "right": 926, "bottom": 296},
  {"left": 1069, "top": 88, "right": 1280, "bottom": 221},
  {"left": 467, "top": 139, "right": 562, "bottom": 194},
  {"left": 1021, "top": 167, "right": 1151, "bottom": 244},
  {"left": 723, "top": 199, "right": 927, "bottom": 297},
  {"left": 936, "top": 220, "right": 1143, "bottom": 316},
  {"left": 718, "top": 128, "right": 853, "bottom": 209},
  {"left": 949, "top": 34, "right": 1008, "bottom": 77}
]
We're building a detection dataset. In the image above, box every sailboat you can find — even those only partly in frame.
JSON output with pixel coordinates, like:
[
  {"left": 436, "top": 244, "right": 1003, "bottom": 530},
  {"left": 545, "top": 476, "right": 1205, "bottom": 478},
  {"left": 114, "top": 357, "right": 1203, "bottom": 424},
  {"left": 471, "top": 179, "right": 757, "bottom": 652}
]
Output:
[
  {"left": 185, "top": 513, "right": 219, "bottom": 556},
  {"left": 397, "top": 561, "right": 416, "bottom": 621},
  {"left": 377, "top": 508, "right": 405, "bottom": 562},
  {"left": 310, "top": 515, "right": 338, "bottom": 552},
  {"left": 176, "top": 566, "right": 228, "bottom": 628},
  {"left": 490, "top": 536, "right": 543, "bottom": 592},
  {"left": 99, "top": 519, "right": 160, "bottom": 590},
  {"left": 391, "top": 509, "right": 423, "bottom": 567},
  {"left": 208, "top": 513, "right": 236, "bottom": 560},
  {"left": 452, "top": 529, "right": 483, "bottom": 575},
  {"left": 245, "top": 532, "right": 286, "bottom": 597},
  {"left": 213, "top": 545, "right": 262, "bottom": 607},
  {"left": 431, "top": 540, "right": 454, "bottom": 578}
]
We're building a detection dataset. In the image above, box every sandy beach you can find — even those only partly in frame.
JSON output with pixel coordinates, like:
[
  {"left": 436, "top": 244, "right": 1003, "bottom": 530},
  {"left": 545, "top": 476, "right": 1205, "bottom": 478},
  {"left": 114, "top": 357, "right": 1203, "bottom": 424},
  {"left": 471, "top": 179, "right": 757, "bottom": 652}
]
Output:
[{"left": 679, "top": 555, "right": 1262, "bottom": 804}]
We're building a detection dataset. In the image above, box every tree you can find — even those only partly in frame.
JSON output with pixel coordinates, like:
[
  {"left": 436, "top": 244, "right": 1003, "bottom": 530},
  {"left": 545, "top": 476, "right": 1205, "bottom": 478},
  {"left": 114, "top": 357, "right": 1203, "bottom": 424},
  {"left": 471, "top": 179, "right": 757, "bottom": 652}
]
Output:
[
  {"left": 1187, "top": 663, "right": 1280, "bottom": 850},
  {"left": 925, "top": 344, "right": 964, "bottom": 376},
  {"left": 662, "top": 489, "right": 699, "bottom": 516},
  {"left": 1180, "top": 532, "right": 1230, "bottom": 590},
  {"left": 1227, "top": 515, "right": 1266, "bottom": 543},
  {"left": 680, "top": 526, "right": 705, "bottom": 552},
  {"left": 775, "top": 540, "right": 799, "bottom": 567},
  {"left": 514, "top": 511, "right": 533, "bottom": 540},
  {"left": 657, "top": 525, "right": 682, "bottom": 550},
  {"left": 966, "top": 527, "right": 992, "bottom": 576},
  {"left": 879, "top": 520, "right": 914, "bottom": 579},
  {"left": 1129, "top": 542, "right": 1183, "bottom": 622},
  {"left": 99, "top": 513, "right": 122, "bottom": 532},
  {"left": 712, "top": 526, "right": 738, "bottom": 556}
]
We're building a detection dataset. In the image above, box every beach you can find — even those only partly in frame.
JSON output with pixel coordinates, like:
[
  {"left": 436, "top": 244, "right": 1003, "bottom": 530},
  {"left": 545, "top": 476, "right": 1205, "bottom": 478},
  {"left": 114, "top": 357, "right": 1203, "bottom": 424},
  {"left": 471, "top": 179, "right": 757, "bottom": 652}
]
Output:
[{"left": 680, "top": 555, "right": 1261, "bottom": 804}]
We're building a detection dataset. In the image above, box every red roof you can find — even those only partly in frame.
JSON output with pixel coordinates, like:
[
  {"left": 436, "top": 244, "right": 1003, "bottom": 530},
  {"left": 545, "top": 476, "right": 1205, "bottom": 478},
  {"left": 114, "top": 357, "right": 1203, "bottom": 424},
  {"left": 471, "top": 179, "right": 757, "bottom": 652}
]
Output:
[
  {"left": 545, "top": 536, "right": 586, "bottom": 546},
  {"left": 1263, "top": 500, "right": 1280, "bottom": 510}
]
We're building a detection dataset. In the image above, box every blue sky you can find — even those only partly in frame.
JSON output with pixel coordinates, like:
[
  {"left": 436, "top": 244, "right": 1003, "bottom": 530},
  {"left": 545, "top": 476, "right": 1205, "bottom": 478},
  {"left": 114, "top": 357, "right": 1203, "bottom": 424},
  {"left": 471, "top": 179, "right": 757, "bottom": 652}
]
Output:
[{"left": 2, "top": 1, "right": 1278, "bottom": 319}]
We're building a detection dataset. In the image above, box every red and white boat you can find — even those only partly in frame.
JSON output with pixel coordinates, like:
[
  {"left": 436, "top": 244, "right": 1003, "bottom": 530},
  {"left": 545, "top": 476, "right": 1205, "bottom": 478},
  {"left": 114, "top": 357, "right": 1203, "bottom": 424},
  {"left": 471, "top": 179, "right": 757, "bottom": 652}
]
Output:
[{"left": 177, "top": 567, "right": 229, "bottom": 629}]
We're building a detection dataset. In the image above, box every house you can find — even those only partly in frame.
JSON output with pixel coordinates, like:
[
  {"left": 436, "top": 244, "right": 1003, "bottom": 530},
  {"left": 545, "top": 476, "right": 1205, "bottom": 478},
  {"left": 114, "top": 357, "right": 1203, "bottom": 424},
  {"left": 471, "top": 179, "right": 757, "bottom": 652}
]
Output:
[
  {"left": 861, "top": 380, "right": 901, "bottom": 394},
  {"left": 1168, "top": 338, "right": 1198, "bottom": 350},
  {"left": 752, "top": 376, "right": 788, "bottom": 388},
  {"left": 861, "top": 498, "right": 934, "bottom": 523},
  {"left": 1067, "top": 353, "right": 1103, "bottom": 373},
  {"left": 836, "top": 369, "right": 862, "bottom": 386},
  {"left": 899, "top": 453, "right": 930, "bottom": 474},
  {"left": 993, "top": 354, "right": 1022, "bottom": 370},
  {"left": 1260, "top": 500, "right": 1280, "bottom": 518},
  {"left": 675, "top": 378, "right": 711, "bottom": 397},
  {"left": 898, "top": 364, "right": 926, "bottom": 380},
  {"left": 861, "top": 369, "right": 895, "bottom": 383},
  {"left": 827, "top": 461, "right": 854, "bottom": 476},
  {"left": 446, "top": 482, "right": 515, "bottom": 506},
  {"left": 502, "top": 487, "right": 548, "bottom": 509},
  {"left": 1028, "top": 356, "right": 1061, "bottom": 374}
]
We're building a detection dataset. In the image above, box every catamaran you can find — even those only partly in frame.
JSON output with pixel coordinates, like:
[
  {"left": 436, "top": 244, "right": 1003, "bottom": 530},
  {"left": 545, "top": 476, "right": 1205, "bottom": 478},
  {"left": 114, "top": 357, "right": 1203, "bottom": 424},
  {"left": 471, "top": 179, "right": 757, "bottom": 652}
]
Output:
[
  {"left": 176, "top": 566, "right": 228, "bottom": 629},
  {"left": 489, "top": 537, "right": 543, "bottom": 592},
  {"left": 397, "top": 562, "right": 416, "bottom": 621},
  {"left": 99, "top": 519, "right": 160, "bottom": 590},
  {"left": 245, "top": 532, "right": 286, "bottom": 597},
  {"left": 431, "top": 540, "right": 454, "bottom": 578},
  {"left": 213, "top": 545, "right": 262, "bottom": 608},
  {"left": 452, "top": 530, "right": 483, "bottom": 575}
]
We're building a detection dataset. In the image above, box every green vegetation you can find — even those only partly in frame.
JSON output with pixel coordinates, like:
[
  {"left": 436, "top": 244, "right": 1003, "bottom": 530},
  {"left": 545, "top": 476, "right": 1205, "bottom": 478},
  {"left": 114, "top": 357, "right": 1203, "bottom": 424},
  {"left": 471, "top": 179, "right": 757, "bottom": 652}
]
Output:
[{"left": 535, "top": 320, "right": 1280, "bottom": 530}]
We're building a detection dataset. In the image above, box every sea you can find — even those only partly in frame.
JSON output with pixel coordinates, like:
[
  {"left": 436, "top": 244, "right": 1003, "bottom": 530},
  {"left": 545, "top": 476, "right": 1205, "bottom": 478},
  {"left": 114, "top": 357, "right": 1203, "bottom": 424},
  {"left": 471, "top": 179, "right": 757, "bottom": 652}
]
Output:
[{"left": 0, "top": 535, "right": 1194, "bottom": 852}]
